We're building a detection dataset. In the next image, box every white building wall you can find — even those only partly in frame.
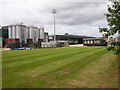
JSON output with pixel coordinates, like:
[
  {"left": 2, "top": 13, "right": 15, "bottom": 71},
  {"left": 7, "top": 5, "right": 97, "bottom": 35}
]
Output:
[
  {"left": 45, "top": 36, "right": 48, "bottom": 42},
  {"left": 49, "top": 36, "right": 53, "bottom": 40},
  {"left": 40, "top": 28, "right": 44, "bottom": 39}
]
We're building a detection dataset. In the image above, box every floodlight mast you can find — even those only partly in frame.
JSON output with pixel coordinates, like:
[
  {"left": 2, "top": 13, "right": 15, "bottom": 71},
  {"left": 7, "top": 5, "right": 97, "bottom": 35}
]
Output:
[{"left": 52, "top": 9, "right": 56, "bottom": 42}]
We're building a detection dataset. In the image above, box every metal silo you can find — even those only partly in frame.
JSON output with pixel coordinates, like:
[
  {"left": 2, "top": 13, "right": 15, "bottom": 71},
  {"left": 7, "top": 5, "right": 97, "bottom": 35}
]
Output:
[
  {"left": 34, "top": 27, "right": 38, "bottom": 42},
  {"left": 36, "top": 27, "right": 39, "bottom": 42},
  {"left": 20, "top": 25, "right": 26, "bottom": 43},
  {"left": 38, "top": 28, "right": 40, "bottom": 39},
  {"left": 29, "top": 26, "right": 34, "bottom": 40},
  {"left": 40, "top": 28, "right": 44, "bottom": 41},
  {"left": 32, "top": 26, "right": 35, "bottom": 42},
  {"left": 16, "top": 25, "right": 21, "bottom": 39},
  {"left": 27, "top": 26, "right": 33, "bottom": 44},
  {"left": 12, "top": 25, "right": 16, "bottom": 39},
  {"left": 16, "top": 25, "right": 22, "bottom": 42},
  {"left": 8, "top": 25, "right": 12, "bottom": 39},
  {"left": 23, "top": 25, "right": 28, "bottom": 43},
  {"left": 27, "top": 27, "right": 30, "bottom": 39}
]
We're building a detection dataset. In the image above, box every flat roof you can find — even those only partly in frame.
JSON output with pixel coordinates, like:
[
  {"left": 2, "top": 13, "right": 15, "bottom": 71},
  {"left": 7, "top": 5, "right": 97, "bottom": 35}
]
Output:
[{"left": 83, "top": 38, "right": 103, "bottom": 40}]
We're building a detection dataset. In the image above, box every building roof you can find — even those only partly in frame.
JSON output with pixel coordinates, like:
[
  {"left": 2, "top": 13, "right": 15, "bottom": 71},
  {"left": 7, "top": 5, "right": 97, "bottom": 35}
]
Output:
[
  {"left": 49, "top": 35, "right": 94, "bottom": 40},
  {"left": 83, "top": 37, "right": 104, "bottom": 40}
]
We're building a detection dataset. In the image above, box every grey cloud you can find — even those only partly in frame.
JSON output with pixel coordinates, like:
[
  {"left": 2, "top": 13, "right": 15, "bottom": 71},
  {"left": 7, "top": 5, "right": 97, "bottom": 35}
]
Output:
[
  {"left": 1, "top": 1, "right": 107, "bottom": 26},
  {"left": 53, "top": 2, "right": 107, "bottom": 25},
  {"left": 0, "top": 0, "right": 108, "bottom": 37}
]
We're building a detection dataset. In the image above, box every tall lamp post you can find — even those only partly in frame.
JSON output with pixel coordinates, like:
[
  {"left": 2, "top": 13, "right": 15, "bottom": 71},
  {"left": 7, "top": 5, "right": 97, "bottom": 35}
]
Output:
[{"left": 52, "top": 9, "right": 56, "bottom": 42}]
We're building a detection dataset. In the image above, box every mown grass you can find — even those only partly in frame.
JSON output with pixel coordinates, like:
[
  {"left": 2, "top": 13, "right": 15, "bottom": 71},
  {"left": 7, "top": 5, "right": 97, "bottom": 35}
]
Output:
[{"left": 2, "top": 47, "right": 118, "bottom": 88}]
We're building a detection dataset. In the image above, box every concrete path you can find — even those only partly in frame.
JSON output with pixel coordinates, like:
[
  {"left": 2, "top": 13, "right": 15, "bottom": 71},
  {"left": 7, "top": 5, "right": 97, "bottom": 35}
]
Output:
[{"left": 69, "top": 44, "right": 84, "bottom": 47}]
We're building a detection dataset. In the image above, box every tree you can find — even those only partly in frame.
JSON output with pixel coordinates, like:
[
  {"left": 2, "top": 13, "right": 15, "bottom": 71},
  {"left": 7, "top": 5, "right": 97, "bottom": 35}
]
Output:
[
  {"left": 99, "top": 0, "right": 120, "bottom": 55},
  {"left": 64, "top": 33, "right": 69, "bottom": 35}
]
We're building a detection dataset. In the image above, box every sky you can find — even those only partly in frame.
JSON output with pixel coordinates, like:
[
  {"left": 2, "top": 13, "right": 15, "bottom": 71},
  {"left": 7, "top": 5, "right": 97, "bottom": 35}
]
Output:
[{"left": 0, "top": 0, "right": 109, "bottom": 37}]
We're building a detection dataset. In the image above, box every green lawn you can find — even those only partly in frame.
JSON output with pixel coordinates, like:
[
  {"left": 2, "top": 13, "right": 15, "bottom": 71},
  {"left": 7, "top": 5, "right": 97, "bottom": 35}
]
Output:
[{"left": 2, "top": 47, "right": 118, "bottom": 88}]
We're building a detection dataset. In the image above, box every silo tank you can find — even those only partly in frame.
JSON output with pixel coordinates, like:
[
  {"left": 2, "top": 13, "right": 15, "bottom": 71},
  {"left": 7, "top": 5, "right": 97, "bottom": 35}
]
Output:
[
  {"left": 23, "top": 26, "right": 28, "bottom": 43},
  {"left": 40, "top": 28, "right": 44, "bottom": 39},
  {"left": 16, "top": 25, "right": 21, "bottom": 39},
  {"left": 29, "top": 27, "right": 33, "bottom": 39},
  {"left": 8, "top": 26, "right": 12, "bottom": 39},
  {"left": 12, "top": 25, "right": 15, "bottom": 38},
  {"left": 36, "top": 28, "right": 39, "bottom": 42}
]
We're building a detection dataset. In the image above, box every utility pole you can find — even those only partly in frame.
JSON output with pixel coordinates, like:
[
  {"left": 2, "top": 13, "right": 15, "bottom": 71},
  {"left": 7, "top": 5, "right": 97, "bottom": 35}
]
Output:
[{"left": 52, "top": 9, "right": 56, "bottom": 42}]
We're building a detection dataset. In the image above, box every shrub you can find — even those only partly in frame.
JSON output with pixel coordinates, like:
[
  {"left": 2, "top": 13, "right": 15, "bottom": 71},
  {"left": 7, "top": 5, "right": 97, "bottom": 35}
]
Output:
[
  {"left": 106, "top": 46, "right": 114, "bottom": 51},
  {"left": 114, "top": 46, "right": 120, "bottom": 55},
  {"left": 111, "top": 42, "right": 120, "bottom": 46}
]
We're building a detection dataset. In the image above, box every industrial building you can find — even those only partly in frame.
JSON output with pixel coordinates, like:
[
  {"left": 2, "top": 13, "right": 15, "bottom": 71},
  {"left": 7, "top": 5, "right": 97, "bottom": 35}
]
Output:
[
  {"left": 0, "top": 24, "right": 99, "bottom": 48},
  {"left": 0, "top": 24, "right": 48, "bottom": 47},
  {"left": 83, "top": 38, "right": 107, "bottom": 46},
  {"left": 44, "top": 32, "right": 49, "bottom": 42},
  {"left": 49, "top": 35, "right": 94, "bottom": 45}
]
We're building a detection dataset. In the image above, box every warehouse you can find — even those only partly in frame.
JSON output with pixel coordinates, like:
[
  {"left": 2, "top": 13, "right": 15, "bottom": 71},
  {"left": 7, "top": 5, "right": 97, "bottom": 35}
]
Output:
[
  {"left": 49, "top": 35, "right": 94, "bottom": 45},
  {"left": 0, "top": 24, "right": 48, "bottom": 48},
  {"left": 83, "top": 38, "right": 107, "bottom": 46}
]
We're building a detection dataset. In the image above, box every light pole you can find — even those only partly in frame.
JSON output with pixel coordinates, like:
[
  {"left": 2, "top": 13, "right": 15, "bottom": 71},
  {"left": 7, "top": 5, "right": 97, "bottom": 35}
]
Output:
[{"left": 52, "top": 9, "right": 56, "bottom": 42}]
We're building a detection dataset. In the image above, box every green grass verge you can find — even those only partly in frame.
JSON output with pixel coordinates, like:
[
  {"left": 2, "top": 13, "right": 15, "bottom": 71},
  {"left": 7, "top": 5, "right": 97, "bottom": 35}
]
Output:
[{"left": 2, "top": 47, "right": 118, "bottom": 88}]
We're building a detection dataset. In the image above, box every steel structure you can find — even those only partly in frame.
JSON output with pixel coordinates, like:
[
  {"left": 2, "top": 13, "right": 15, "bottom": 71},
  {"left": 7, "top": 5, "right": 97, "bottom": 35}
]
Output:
[{"left": 52, "top": 9, "right": 56, "bottom": 42}]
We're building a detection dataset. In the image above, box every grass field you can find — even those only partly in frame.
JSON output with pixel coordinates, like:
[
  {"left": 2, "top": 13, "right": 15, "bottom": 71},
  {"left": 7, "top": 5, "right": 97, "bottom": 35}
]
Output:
[{"left": 2, "top": 47, "right": 118, "bottom": 88}]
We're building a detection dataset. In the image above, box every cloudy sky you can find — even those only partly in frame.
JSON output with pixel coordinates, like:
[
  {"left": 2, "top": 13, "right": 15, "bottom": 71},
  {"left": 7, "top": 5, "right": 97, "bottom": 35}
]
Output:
[{"left": 0, "top": 0, "right": 109, "bottom": 37}]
